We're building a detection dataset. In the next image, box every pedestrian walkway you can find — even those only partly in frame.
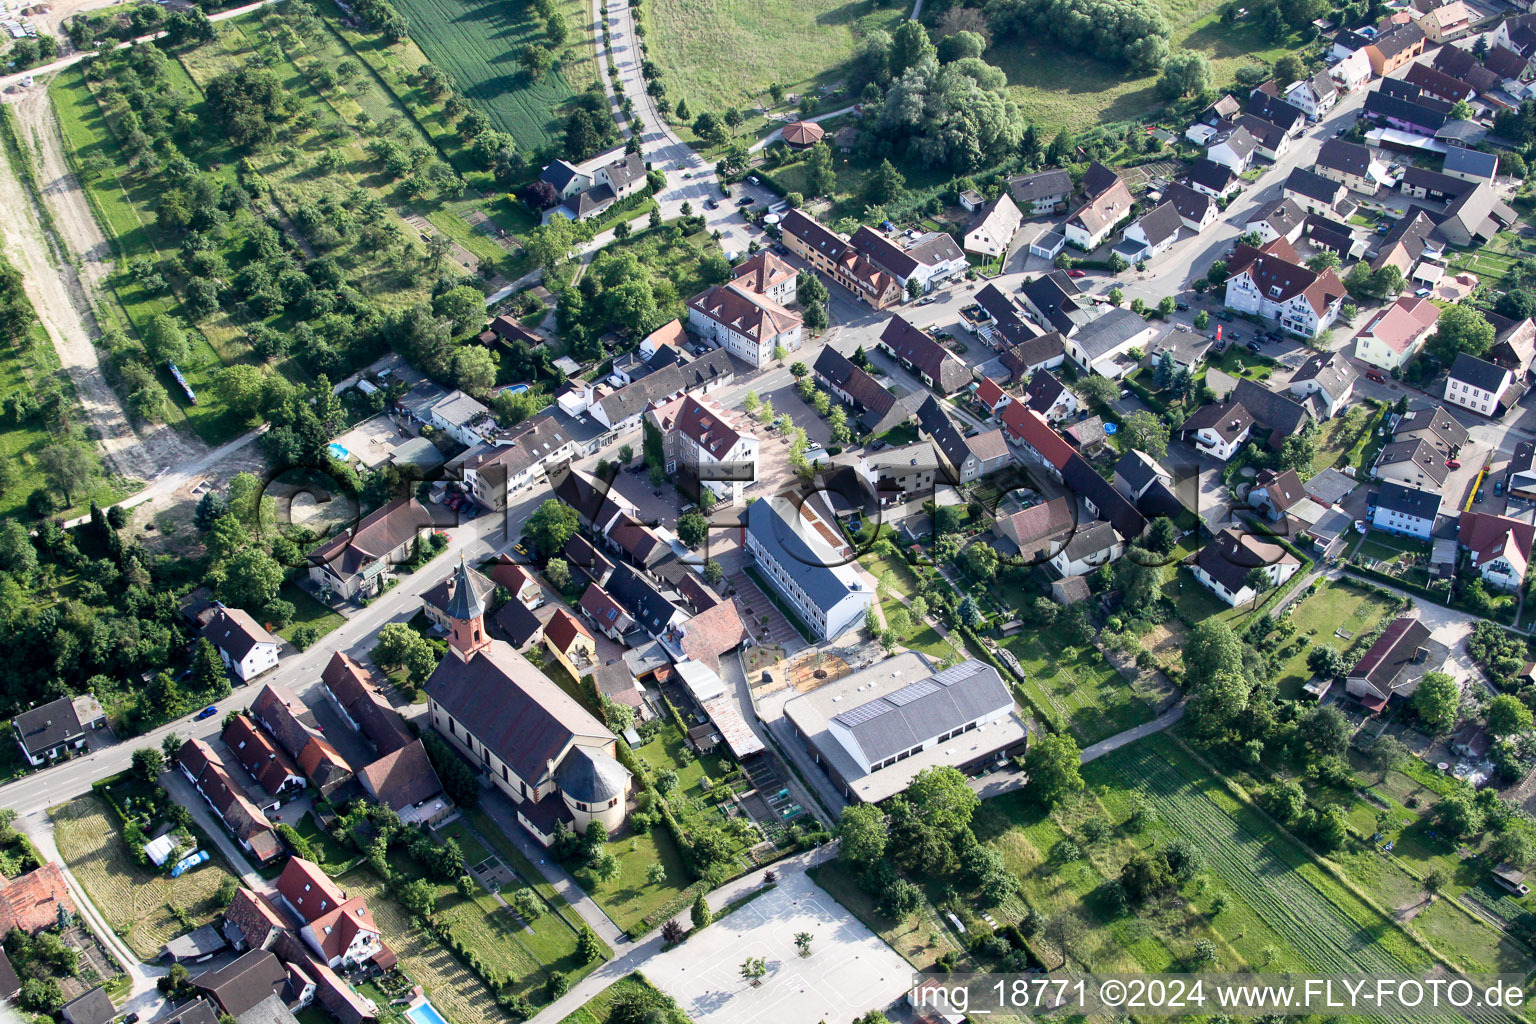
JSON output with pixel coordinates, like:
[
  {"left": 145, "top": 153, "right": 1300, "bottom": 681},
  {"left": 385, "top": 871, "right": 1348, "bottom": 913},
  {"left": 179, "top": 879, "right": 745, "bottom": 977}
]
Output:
[{"left": 161, "top": 771, "right": 267, "bottom": 888}]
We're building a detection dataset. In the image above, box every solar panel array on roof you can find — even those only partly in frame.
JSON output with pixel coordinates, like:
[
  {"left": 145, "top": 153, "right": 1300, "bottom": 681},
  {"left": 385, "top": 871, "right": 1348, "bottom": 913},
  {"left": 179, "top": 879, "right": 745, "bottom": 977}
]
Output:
[
  {"left": 834, "top": 700, "right": 897, "bottom": 728},
  {"left": 827, "top": 659, "right": 1015, "bottom": 765},
  {"left": 885, "top": 678, "right": 941, "bottom": 707}
]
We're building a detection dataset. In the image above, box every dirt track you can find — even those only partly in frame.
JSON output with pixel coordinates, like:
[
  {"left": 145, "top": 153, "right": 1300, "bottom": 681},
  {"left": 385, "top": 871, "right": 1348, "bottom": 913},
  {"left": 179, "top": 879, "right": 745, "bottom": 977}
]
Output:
[{"left": 1, "top": 79, "right": 201, "bottom": 479}]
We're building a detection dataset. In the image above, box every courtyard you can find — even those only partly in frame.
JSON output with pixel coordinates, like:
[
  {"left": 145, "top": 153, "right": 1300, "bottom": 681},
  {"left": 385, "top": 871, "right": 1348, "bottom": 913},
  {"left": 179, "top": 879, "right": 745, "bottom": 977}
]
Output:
[{"left": 641, "top": 869, "right": 910, "bottom": 1024}]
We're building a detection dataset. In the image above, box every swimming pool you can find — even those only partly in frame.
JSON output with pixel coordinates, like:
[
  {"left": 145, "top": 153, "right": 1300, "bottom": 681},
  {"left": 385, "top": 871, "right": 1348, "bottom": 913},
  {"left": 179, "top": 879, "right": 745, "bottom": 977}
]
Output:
[
  {"left": 405, "top": 1002, "right": 449, "bottom": 1024},
  {"left": 496, "top": 383, "right": 530, "bottom": 395},
  {"left": 327, "top": 442, "right": 350, "bottom": 460}
]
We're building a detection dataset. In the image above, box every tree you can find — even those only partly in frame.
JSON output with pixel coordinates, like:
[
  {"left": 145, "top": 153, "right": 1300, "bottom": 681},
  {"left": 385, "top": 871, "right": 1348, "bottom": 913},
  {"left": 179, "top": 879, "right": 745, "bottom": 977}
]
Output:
[
  {"left": 1121, "top": 410, "right": 1169, "bottom": 458},
  {"left": 890, "top": 19, "right": 937, "bottom": 75},
  {"left": 739, "top": 956, "right": 767, "bottom": 985},
  {"left": 1366, "top": 734, "right": 1409, "bottom": 780},
  {"left": 576, "top": 926, "right": 603, "bottom": 963},
  {"left": 692, "top": 112, "right": 727, "bottom": 146},
  {"left": 907, "top": 765, "right": 980, "bottom": 837},
  {"left": 520, "top": 45, "right": 554, "bottom": 80},
  {"left": 838, "top": 803, "right": 888, "bottom": 865},
  {"left": 37, "top": 443, "right": 95, "bottom": 506},
  {"left": 1412, "top": 671, "right": 1461, "bottom": 734},
  {"left": 866, "top": 159, "right": 907, "bottom": 205},
  {"left": 1273, "top": 54, "right": 1304, "bottom": 86},
  {"left": 1427, "top": 302, "right": 1495, "bottom": 361},
  {"left": 1488, "top": 694, "right": 1533, "bottom": 736},
  {"left": 964, "top": 541, "right": 998, "bottom": 580},
  {"left": 1244, "top": 566, "right": 1273, "bottom": 610},
  {"left": 703, "top": 559, "right": 724, "bottom": 585},
  {"left": 528, "top": 499, "right": 580, "bottom": 555},
  {"left": 373, "top": 623, "right": 438, "bottom": 685},
  {"left": 1306, "top": 251, "right": 1341, "bottom": 272},
  {"left": 677, "top": 512, "right": 709, "bottom": 547},
  {"left": 804, "top": 142, "right": 836, "bottom": 197},
  {"left": 191, "top": 637, "right": 229, "bottom": 695},
  {"left": 1025, "top": 733, "right": 1084, "bottom": 806},
  {"left": 691, "top": 891, "right": 711, "bottom": 929},
  {"left": 131, "top": 747, "right": 165, "bottom": 783},
  {"left": 794, "top": 931, "right": 813, "bottom": 956},
  {"left": 215, "top": 548, "right": 284, "bottom": 609},
  {"left": 1146, "top": 517, "right": 1177, "bottom": 555},
  {"left": 545, "top": 558, "right": 571, "bottom": 592},
  {"left": 1205, "top": 260, "right": 1228, "bottom": 288},
  {"left": 1158, "top": 50, "right": 1212, "bottom": 99},
  {"left": 789, "top": 361, "right": 809, "bottom": 379},
  {"left": 1194, "top": 310, "right": 1210, "bottom": 329},
  {"left": 1073, "top": 375, "right": 1119, "bottom": 408},
  {"left": 1280, "top": 431, "right": 1315, "bottom": 472}
]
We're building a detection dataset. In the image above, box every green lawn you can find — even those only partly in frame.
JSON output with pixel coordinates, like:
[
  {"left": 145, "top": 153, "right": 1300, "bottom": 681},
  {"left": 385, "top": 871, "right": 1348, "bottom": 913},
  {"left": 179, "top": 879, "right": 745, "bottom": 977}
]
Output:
[
  {"left": 1268, "top": 580, "right": 1399, "bottom": 698},
  {"left": 988, "top": 3, "right": 1301, "bottom": 134},
  {"left": 638, "top": 0, "right": 904, "bottom": 113},
  {"left": 557, "top": 973, "right": 693, "bottom": 1024},
  {"left": 390, "top": 0, "right": 597, "bottom": 148},
  {"left": 276, "top": 583, "right": 345, "bottom": 644},
  {"left": 1311, "top": 402, "right": 1385, "bottom": 476},
  {"left": 1000, "top": 631, "right": 1154, "bottom": 745}
]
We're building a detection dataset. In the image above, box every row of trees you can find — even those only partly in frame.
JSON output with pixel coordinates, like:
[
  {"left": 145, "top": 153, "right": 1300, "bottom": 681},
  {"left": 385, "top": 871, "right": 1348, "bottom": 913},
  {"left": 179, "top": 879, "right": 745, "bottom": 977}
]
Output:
[{"left": 985, "top": 0, "right": 1172, "bottom": 73}]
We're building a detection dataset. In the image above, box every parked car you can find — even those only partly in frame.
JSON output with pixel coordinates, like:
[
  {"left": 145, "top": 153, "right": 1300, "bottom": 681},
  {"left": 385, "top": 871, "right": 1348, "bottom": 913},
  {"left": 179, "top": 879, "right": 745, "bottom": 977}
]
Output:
[
  {"left": 736, "top": 196, "right": 754, "bottom": 206},
  {"left": 1496, "top": 479, "right": 1505, "bottom": 496},
  {"left": 1067, "top": 269, "right": 1086, "bottom": 278},
  {"left": 1334, "top": 126, "right": 1347, "bottom": 136},
  {"left": 1446, "top": 459, "right": 1461, "bottom": 470},
  {"left": 748, "top": 175, "right": 761, "bottom": 185},
  {"left": 195, "top": 705, "right": 220, "bottom": 721},
  {"left": 1415, "top": 287, "right": 1432, "bottom": 297},
  {"left": 1365, "top": 369, "right": 1387, "bottom": 383},
  {"left": 917, "top": 295, "right": 937, "bottom": 305},
  {"left": 704, "top": 198, "right": 719, "bottom": 210},
  {"left": 1175, "top": 302, "right": 1190, "bottom": 311}
]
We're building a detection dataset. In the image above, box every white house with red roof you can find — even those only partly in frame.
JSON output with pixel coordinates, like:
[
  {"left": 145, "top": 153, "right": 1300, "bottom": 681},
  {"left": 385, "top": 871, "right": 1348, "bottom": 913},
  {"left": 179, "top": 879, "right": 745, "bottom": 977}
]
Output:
[
  {"left": 1458, "top": 511, "right": 1536, "bottom": 589},
  {"left": 1223, "top": 238, "right": 1346, "bottom": 338},
  {"left": 1354, "top": 296, "right": 1441, "bottom": 370},
  {"left": 686, "top": 282, "right": 802, "bottom": 369},
  {"left": 645, "top": 393, "right": 759, "bottom": 503},
  {"left": 300, "top": 898, "right": 380, "bottom": 969}
]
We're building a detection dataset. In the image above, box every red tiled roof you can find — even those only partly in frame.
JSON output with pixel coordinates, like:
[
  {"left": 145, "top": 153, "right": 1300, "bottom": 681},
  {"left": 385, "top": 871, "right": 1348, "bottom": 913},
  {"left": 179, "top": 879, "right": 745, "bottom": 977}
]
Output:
[
  {"left": 678, "top": 598, "right": 748, "bottom": 673},
  {"left": 1000, "top": 403, "right": 1073, "bottom": 469},
  {"left": 0, "top": 863, "right": 76, "bottom": 935},
  {"left": 302, "top": 897, "right": 376, "bottom": 963},
  {"left": 1458, "top": 511, "right": 1535, "bottom": 577},
  {"left": 276, "top": 858, "right": 347, "bottom": 923},
  {"left": 1359, "top": 296, "right": 1441, "bottom": 353},
  {"left": 545, "top": 607, "right": 594, "bottom": 657},
  {"left": 224, "top": 888, "right": 289, "bottom": 950},
  {"left": 976, "top": 377, "right": 1007, "bottom": 409},
  {"left": 222, "top": 715, "right": 302, "bottom": 797}
]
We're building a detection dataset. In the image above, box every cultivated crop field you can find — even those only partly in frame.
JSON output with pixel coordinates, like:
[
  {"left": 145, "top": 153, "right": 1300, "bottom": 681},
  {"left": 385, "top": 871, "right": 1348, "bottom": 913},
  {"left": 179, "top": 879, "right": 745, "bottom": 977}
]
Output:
[
  {"left": 390, "top": 0, "right": 596, "bottom": 149},
  {"left": 51, "top": 795, "right": 236, "bottom": 960},
  {"left": 639, "top": 0, "right": 903, "bottom": 112}
]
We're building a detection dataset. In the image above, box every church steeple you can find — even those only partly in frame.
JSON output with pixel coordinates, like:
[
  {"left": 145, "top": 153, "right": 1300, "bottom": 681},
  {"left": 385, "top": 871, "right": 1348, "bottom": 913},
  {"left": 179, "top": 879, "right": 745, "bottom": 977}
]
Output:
[{"left": 445, "top": 556, "right": 490, "bottom": 661}]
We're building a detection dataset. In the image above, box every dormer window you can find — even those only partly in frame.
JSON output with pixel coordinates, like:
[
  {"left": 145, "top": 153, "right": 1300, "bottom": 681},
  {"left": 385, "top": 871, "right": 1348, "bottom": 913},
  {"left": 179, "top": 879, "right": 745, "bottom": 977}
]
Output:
[{"left": 1269, "top": 285, "right": 1283, "bottom": 298}]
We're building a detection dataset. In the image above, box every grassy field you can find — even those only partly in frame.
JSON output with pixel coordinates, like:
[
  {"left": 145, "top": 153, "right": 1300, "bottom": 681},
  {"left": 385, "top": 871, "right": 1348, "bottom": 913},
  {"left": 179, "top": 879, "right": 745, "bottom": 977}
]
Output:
[
  {"left": 639, "top": 0, "right": 904, "bottom": 113},
  {"left": 391, "top": 0, "right": 598, "bottom": 148},
  {"left": 557, "top": 973, "right": 691, "bottom": 1024},
  {"left": 51, "top": 795, "right": 237, "bottom": 960},
  {"left": 1269, "top": 580, "right": 1399, "bottom": 698},
  {"left": 990, "top": 3, "right": 1298, "bottom": 134},
  {"left": 1000, "top": 631, "right": 1155, "bottom": 745},
  {"left": 807, "top": 859, "right": 971, "bottom": 971},
  {"left": 275, "top": 583, "right": 347, "bottom": 644}
]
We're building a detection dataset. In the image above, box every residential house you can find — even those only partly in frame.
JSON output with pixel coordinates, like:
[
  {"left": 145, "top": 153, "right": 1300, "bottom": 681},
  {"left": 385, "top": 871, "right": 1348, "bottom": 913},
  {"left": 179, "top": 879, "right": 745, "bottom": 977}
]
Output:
[
  {"left": 1190, "top": 528, "right": 1301, "bottom": 606},
  {"left": 1018, "top": 271, "right": 1095, "bottom": 334},
  {"left": 356, "top": 739, "right": 448, "bottom": 827},
  {"left": 1433, "top": 43, "right": 1504, "bottom": 93},
  {"left": 1459, "top": 511, "right": 1536, "bottom": 589},
  {"left": 741, "top": 494, "right": 874, "bottom": 641},
  {"left": 1372, "top": 480, "right": 1439, "bottom": 538},
  {"left": 1394, "top": 402, "right": 1469, "bottom": 458},
  {"left": 175, "top": 740, "right": 281, "bottom": 863},
  {"left": 13, "top": 696, "right": 104, "bottom": 766},
  {"left": 1364, "top": 86, "right": 1450, "bottom": 136},
  {"left": 1248, "top": 90, "right": 1308, "bottom": 136},
  {"left": 1399, "top": 165, "right": 1475, "bottom": 203},
  {"left": 458, "top": 415, "right": 576, "bottom": 510},
  {"left": 1001, "top": 401, "right": 1075, "bottom": 481},
  {"left": 1232, "top": 378, "right": 1316, "bottom": 449},
  {"left": 1451, "top": 723, "right": 1493, "bottom": 759},
  {"left": 549, "top": 152, "right": 647, "bottom": 221},
  {"left": 1488, "top": 311, "right": 1536, "bottom": 380},
  {"left": 1495, "top": 11, "right": 1536, "bottom": 52},
  {"left": 1244, "top": 197, "right": 1308, "bottom": 246},
  {"left": 1186, "top": 157, "right": 1242, "bottom": 198},
  {"left": 1445, "top": 352, "right": 1515, "bottom": 417},
  {"left": 1417, "top": 0, "right": 1471, "bottom": 40},
  {"left": 193, "top": 950, "right": 289, "bottom": 1020},
  {"left": 1508, "top": 441, "right": 1536, "bottom": 500},
  {"left": 780, "top": 210, "right": 901, "bottom": 309},
  {"left": 1444, "top": 146, "right": 1500, "bottom": 185},
  {"left": 426, "top": 560, "right": 630, "bottom": 844},
  {"left": 1437, "top": 183, "right": 1518, "bottom": 247},
  {"left": 307, "top": 497, "right": 434, "bottom": 601},
  {"left": 62, "top": 989, "right": 114, "bottom": 1024},
  {"left": 1354, "top": 295, "right": 1440, "bottom": 371},
  {"left": 1332, "top": 48, "right": 1374, "bottom": 91},
  {"left": 1063, "top": 308, "right": 1160, "bottom": 378},
  {"left": 859, "top": 442, "right": 938, "bottom": 504},
  {"left": 997, "top": 332, "right": 1068, "bottom": 381},
  {"left": 729, "top": 250, "right": 798, "bottom": 306},
  {"left": 544, "top": 607, "right": 596, "bottom": 680},
  {"left": 221, "top": 716, "right": 304, "bottom": 799},
  {"left": 1049, "top": 519, "right": 1124, "bottom": 578},
  {"left": 1113, "top": 451, "right": 1173, "bottom": 504},
  {"left": 1205, "top": 122, "right": 1258, "bottom": 173},
  {"left": 994, "top": 496, "right": 1075, "bottom": 562},
  {"left": 645, "top": 393, "right": 759, "bottom": 503},
  {"left": 1283, "top": 166, "right": 1351, "bottom": 217},
  {"left": 1285, "top": 70, "right": 1339, "bottom": 118},
  {"left": 1346, "top": 616, "right": 1444, "bottom": 710},
  {"left": 537, "top": 159, "right": 587, "bottom": 201},
  {"left": 686, "top": 282, "right": 802, "bottom": 369},
  {"left": 1289, "top": 351, "right": 1357, "bottom": 418},
  {"left": 487, "top": 558, "right": 545, "bottom": 610},
  {"left": 811, "top": 346, "right": 923, "bottom": 435},
  {"left": 1365, "top": 22, "right": 1427, "bottom": 75},
  {"left": 1007, "top": 168, "right": 1073, "bottom": 214},
  {"left": 1021, "top": 368, "right": 1079, "bottom": 423},
  {"left": 1223, "top": 239, "right": 1346, "bottom": 338},
  {"left": 1236, "top": 113, "right": 1292, "bottom": 161},
  {"left": 580, "top": 351, "right": 735, "bottom": 433},
  {"left": 1119, "top": 201, "right": 1183, "bottom": 262},
  {"left": 1375, "top": 437, "right": 1450, "bottom": 492},
  {"left": 877, "top": 316, "right": 972, "bottom": 394},
  {"left": 1370, "top": 210, "right": 1442, "bottom": 275},
  {"left": 1180, "top": 400, "right": 1254, "bottom": 461},
  {"left": 550, "top": 467, "right": 638, "bottom": 537},
  {"left": 320, "top": 652, "right": 411, "bottom": 757},
  {"left": 1403, "top": 62, "right": 1475, "bottom": 105},
  {"left": 578, "top": 582, "right": 635, "bottom": 640},
  {"left": 202, "top": 606, "right": 280, "bottom": 682},
  {"left": 1163, "top": 182, "right": 1219, "bottom": 232},
  {"left": 1064, "top": 162, "right": 1134, "bottom": 250},
  {"left": 1249, "top": 468, "right": 1305, "bottom": 521},
  {"left": 851, "top": 226, "right": 968, "bottom": 294},
  {"left": 1315, "top": 138, "right": 1388, "bottom": 194},
  {"left": 1304, "top": 213, "right": 1366, "bottom": 261},
  {"left": 0, "top": 863, "right": 76, "bottom": 935},
  {"left": 963, "top": 194, "right": 1022, "bottom": 258},
  {"left": 916, "top": 396, "right": 1010, "bottom": 483}
]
